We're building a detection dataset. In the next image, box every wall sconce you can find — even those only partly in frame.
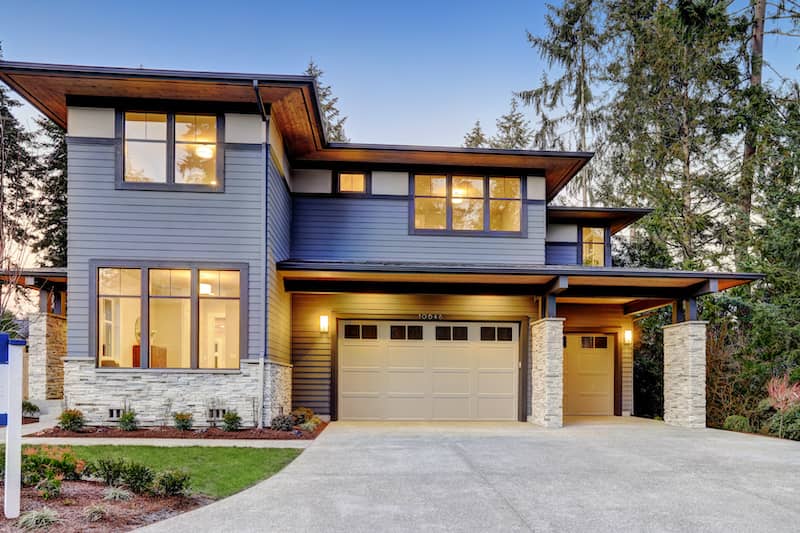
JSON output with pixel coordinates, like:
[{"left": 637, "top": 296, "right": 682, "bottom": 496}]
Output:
[
  {"left": 319, "top": 315, "right": 329, "bottom": 334},
  {"left": 623, "top": 329, "right": 633, "bottom": 345}
]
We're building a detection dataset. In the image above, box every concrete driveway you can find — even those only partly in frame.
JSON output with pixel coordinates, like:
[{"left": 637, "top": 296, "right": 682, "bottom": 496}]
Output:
[{"left": 141, "top": 417, "right": 800, "bottom": 532}]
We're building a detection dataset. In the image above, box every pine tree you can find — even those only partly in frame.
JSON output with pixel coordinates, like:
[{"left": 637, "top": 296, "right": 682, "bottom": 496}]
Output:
[
  {"left": 32, "top": 118, "right": 67, "bottom": 266},
  {"left": 304, "top": 59, "right": 349, "bottom": 142},
  {"left": 462, "top": 120, "right": 488, "bottom": 148},
  {"left": 490, "top": 98, "right": 533, "bottom": 150}
]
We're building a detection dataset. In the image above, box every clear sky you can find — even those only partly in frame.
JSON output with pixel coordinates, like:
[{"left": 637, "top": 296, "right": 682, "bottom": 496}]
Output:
[{"left": 1, "top": 0, "right": 797, "bottom": 145}]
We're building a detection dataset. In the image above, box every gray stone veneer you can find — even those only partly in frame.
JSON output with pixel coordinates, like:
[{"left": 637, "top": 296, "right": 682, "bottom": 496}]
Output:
[
  {"left": 27, "top": 313, "right": 68, "bottom": 401},
  {"left": 663, "top": 321, "right": 708, "bottom": 428},
  {"left": 529, "top": 318, "right": 565, "bottom": 428},
  {"left": 64, "top": 358, "right": 292, "bottom": 427}
]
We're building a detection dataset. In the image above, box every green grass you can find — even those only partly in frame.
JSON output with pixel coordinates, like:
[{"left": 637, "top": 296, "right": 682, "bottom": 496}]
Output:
[{"left": 0, "top": 444, "right": 301, "bottom": 499}]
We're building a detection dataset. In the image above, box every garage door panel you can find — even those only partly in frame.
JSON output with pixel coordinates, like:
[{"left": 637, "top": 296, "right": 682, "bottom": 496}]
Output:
[
  {"left": 386, "top": 370, "right": 427, "bottom": 394},
  {"left": 478, "top": 372, "right": 516, "bottom": 394},
  {"left": 385, "top": 345, "right": 426, "bottom": 368},
  {"left": 432, "top": 396, "right": 471, "bottom": 420},
  {"left": 340, "top": 394, "right": 381, "bottom": 420},
  {"left": 478, "top": 397, "right": 517, "bottom": 420},
  {"left": 477, "top": 348, "right": 516, "bottom": 369},
  {"left": 385, "top": 396, "right": 430, "bottom": 420},
  {"left": 340, "top": 346, "right": 381, "bottom": 369},
  {"left": 431, "top": 349, "right": 469, "bottom": 369},
  {"left": 340, "top": 370, "right": 382, "bottom": 394},
  {"left": 564, "top": 334, "right": 614, "bottom": 416},
  {"left": 432, "top": 371, "right": 471, "bottom": 394}
]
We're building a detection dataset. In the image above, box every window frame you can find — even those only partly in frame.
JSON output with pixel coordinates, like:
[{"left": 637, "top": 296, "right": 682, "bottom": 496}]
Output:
[
  {"left": 334, "top": 170, "right": 371, "bottom": 196},
  {"left": 409, "top": 173, "right": 526, "bottom": 237},
  {"left": 89, "top": 260, "right": 248, "bottom": 371},
  {"left": 115, "top": 110, "right": 225, "bottom": 193},
  {"left": 577, "top": 225, "right": 611, "bottom": 267}
]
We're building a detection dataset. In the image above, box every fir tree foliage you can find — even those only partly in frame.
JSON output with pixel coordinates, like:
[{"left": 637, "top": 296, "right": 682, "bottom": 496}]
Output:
[
  {"left": 32, "top": 118, "right": 67, "bottom": 266},
  {"left": 490, "top": 98, "right": 533, "bottom": 150},
  {"left": 462, "top": 120, "right": 488, "bottom": 148},
  {"left": 304, "top": 59, "right": 349, "bottom": 142}
]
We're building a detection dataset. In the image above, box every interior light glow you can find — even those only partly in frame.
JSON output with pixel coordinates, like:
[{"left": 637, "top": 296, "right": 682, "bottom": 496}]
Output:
[
  {"left": 199, "top": 283, "right": 213, "bottom": 296},
  {"left": 195, "top": 145, "right": 215, "bottom": 159}
]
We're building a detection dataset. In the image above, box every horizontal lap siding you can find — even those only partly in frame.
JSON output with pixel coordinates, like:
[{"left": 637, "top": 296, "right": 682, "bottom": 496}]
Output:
[
  {"left": 67, "top": 140, "right": 265, "bottom": 359},
  {"left": 291, "top": 293, "right": 537, "bottom": 416},
  {"left": 266, "top": 153, "right": 292, "bottom": 364},
  {"left": 545, "top": 243, "right": 578, "bottom": 265},
  {"left": 291, "top": 197, "right": 545, "bottom": 264}
]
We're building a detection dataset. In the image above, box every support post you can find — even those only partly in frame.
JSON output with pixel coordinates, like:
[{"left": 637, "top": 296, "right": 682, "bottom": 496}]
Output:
[
  {"left": 662, "top": 321, "right": 707, "bottom": 428},
  {"left": 529, "top": 318, "right": 565, "bottom": 428},
  {"left": 3, "top": 333, "right": 26, "bottom": 519}
]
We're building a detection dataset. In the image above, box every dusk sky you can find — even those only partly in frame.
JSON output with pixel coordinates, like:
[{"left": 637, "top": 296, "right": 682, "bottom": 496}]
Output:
[{"left": 2, "top": 1, "right": 797, "bottom": 146}]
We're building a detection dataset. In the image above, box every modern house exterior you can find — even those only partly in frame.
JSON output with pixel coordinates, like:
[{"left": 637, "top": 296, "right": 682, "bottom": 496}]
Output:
[{"left": 0, "top": 61, "right": 761, "bottom": 429}]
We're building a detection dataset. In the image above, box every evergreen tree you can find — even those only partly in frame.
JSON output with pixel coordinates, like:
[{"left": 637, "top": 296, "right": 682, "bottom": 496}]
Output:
[
  {"left": 304, "top": 59, "right": 349, "bottom": 142},
  {"left": 32, "top": 118, "right": 67, "bottom": 266},
  {"left": 462, "top": 120, "right": 488, "bottom": 148},
  {"left": 490, "top": 98, "right": 533, "bottom": 150}
]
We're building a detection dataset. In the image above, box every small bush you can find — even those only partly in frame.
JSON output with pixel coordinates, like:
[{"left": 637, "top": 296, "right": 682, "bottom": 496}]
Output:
[
  {"left": 35, "top": 474, "right": 62, "bottom": 500},
  {"left": 102, "top": 486, "right": 133, "bottom": 501},
  {"left": 153, "top": 469, "right": 192, "bottom": 496},
  {"left": 297, "top": 415, "right": 322, "bottom": 432},
  {"left": 767, "top": 406, "right": 800, "bottom": 441},
  {"left": 22, "top": 446, "right": 86, "bottom": 485},
  {"left": 222, "top": 410, "right": 242, "bottom": 432},
  {"left": 122, "top": 461, "right": 154, "bottom": 494},
  {"left": 22, "top": 400, "right": 41, "bottom": 418},
  {"left": 173, "top": 411, "right": 194, "bottom": 431},
  {"left": 84, "top": 504, "right": 107, "bottom": 523},
  {"left": 17, "top": 508, "right": 59, "bottom": 530},
  {"left": 723, "top": 415, "right": 751, "bottom": 433},
  {"left": 118, "top": 410, "right": 138, "bottom": 431},
  {"left": 58, "top": 409, "right": 85, "bottom": 432},
  {"left": 290, "top": 407, "right": 314, "bottom": 424},
  {"left": 270, "top": 414, "right": 297, "bottom": 431},
  {"left": 92, "top": 457, "right": 127, "bottom": 486}
]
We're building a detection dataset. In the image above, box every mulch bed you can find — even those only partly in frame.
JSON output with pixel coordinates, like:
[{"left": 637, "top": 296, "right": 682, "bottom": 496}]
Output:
[
  {"left": 0, "top": 481, "right": 210, "bottom": 532},
  {"left": 29, "top": 422, "right": 328, "bottom": 440},
  {"left": 23, "top": 417, "right": 39, "bottom": 425}
]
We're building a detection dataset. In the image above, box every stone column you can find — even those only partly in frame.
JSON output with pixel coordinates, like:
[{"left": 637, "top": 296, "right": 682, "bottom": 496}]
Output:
[
  {"left": 663, "top": 321, "right": 707, "bottom": 428},
  {"left": 529, "top": 318, "right": 565, "bottom": 428},
  {"left": 27, "top": 312, "right": 68, "bottom": 401}
]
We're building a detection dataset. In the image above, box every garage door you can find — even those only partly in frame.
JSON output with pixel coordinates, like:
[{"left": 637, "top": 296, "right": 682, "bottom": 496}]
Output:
[
  {"left": 338, "top": 321, "right": 519, "bottom": 421},
  {"left": 564, "top": 334, "right": 614, "bottom": 416}
]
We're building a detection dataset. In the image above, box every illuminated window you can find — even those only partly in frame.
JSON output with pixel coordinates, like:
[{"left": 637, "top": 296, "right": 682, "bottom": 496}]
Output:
[
  {"left": 338, "top": 172, "right": 367, "bottom": 193},
  {"left": 97, "top": 268, "right": 141, "bottom": 369},
  {"left": 414, "top": 174, "right": 447, "bottom": 229},
  {"left": 582, "top": 227, "right": 606, "bottom": 266},
  {"left": 121, "top": 112, "right": 221, "bottom": 191},
  {"left": 489, "top": 177, "right": 522, "bottom": 232},
  {"left": 452, "top": 176, "right": 484, "bottom": 230}
]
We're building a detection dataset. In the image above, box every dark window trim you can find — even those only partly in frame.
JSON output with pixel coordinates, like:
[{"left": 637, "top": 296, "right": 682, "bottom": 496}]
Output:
[
  {"left": 89, "top": 260, "right": 249, "bottom": 370},
  {"left": 334, "top": 170, "right": 372, "bottom": 197},
  {"left": 408, "top": 173, "right": 527, "bottom": 238},
  {"left": 115, "top": 110, "right": 225, "bottom": 193},
  {"left": 578, "top": 225, "right": 609, "bottom": 267}
]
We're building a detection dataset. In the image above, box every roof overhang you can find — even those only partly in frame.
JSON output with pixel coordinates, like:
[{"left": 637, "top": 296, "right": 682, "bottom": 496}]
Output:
[
  {"left": 547, "top": 206, "right": 654, "bottom": 234},
  {"left": 0, "top": 61, "right": 592, "bottom": 201},
  {"left": 0, "top": 268, "right": 67, "bottom": 290}
]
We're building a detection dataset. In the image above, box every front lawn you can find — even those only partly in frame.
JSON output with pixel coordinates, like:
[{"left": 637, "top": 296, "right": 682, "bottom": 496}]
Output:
[{"left": 0, "top": 444, "right": 301, "bottom": 498}]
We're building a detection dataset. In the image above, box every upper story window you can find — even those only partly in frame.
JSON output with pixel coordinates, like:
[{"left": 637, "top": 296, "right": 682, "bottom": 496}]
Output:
[
  {"left": 581, "top": 227, "right": 606, "bottom": 266},
  {"left": 120, "top": 111, "right": 223, "bottom": 192},
  {"left": 412, "top": 174, "right": 523, "bottom": 235},
  {"left": 337, "top": 172, "right": 368, "bottom": 193}
]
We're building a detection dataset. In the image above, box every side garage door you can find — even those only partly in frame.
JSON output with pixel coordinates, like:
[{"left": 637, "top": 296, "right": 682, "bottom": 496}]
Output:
[
  {"left": 338, "top": 321, "right": 519, "bottom": 421},
  {"left": 564, "top": 334, "right": 614, "bottom": 416}
]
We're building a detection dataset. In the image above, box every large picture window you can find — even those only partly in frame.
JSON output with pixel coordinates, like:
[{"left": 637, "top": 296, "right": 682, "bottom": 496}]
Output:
[
  {"left": 120, "top": 111, "right": 223, "bottom": 192},
  {"left": 94, "top": 264, "right": 244, "bottom": 370},
  {"left": 412, "top": 174, "right": 523, "bottom": 235}
]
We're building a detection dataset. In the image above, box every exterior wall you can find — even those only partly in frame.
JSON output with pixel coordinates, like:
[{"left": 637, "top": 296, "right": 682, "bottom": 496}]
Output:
[
  {"left": 291, "top": 293, "right": 538, "bottom": 416},
  {"left": 558, "top": 303, "right": 634, "bottom": 414},
  {"left": 66, "top": 135, "right": 266, "bottom": 360},
  {"left": 266, "top": 153, "right": 292, "bottom": 364},
  {"left": 291, "top": 197, "right": 546, "bottom": 264},
  {"left": 663, "top": 321, "right": 707, "bottom": 428},
  {"left": 529, "top": 318, "right": 564, "bottom": 428},
  {"left": 27, "top": 313, "right": 67, "bottom": 400},
  {"left": 545, "top": 244, "right": 578, "bottom": 265}
]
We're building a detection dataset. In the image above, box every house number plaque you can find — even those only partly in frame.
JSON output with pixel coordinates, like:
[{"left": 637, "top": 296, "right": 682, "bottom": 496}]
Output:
[{"left": 418, "top": 313, "right": 443, "bottom": 320}]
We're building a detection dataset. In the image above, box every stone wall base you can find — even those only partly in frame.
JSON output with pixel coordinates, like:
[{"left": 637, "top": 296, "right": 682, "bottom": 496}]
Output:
[
  {"left": 663, "top": 321, "right": 707, "bottom": 428},
  {"left": 27, "top": 313, "right": 67, "bottom": 401},
  {"left": 530, "top": 318, "right": 565, "bottom": 428}
]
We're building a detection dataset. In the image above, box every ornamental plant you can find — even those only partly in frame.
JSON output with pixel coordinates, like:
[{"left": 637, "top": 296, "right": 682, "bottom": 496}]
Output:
[
  {"left": 222, "top": 410, "right": 242, "bottom": 432},
  {"left": 173, "top": 412, "right": 194, "bottom": 431},
  {"left": 118, "top": 409, "right": 138, "bottom": 431},
  {"left": 58, "top": 409, "right": 85, "bottom": 432},
  {"left": 766, "top": 374, "right": 800, "bottom": 439}
]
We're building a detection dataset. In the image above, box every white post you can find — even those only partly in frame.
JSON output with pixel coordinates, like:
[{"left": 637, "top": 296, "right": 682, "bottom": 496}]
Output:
[{"left": 4, "top": 334, "right": 25, "bottom": 519}]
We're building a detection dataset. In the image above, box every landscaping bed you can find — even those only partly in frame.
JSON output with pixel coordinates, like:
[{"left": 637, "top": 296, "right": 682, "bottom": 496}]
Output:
[{"left": 29, "top": 422, "right": 327, "bottom": 440}]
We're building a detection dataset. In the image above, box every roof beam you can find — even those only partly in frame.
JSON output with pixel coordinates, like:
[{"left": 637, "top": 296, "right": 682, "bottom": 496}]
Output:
[
  {"left": 252, "top": 80, "right": 269, "bottom": 122},
  {"left": 689, "top": 279, "right": 718, "bottom": 296},
  {"left": 623, "top": 299, "right": 674, "bottom": 316}
]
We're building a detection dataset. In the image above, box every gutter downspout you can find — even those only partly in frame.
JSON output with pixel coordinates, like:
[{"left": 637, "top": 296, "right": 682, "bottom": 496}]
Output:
[
  {"left": 258, "top": 351, "right": 265, "bottom": 429},
  {"left": 255, "top": 78, "right": 269, "bottom": 429}
]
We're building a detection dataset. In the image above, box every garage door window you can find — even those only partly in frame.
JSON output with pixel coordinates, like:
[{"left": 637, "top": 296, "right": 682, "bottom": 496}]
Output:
[
  {"left": 481, "top": 326, "right": 514, "bottom": 341},
  {"left": 344, "top": 324, "right": 378, "bottom": 339},
  {"left": 390, "top": 325, "right": 424, "bottom": 340},
  {"left": 436, "top": 326, "right": 468, "bottom": 341}
]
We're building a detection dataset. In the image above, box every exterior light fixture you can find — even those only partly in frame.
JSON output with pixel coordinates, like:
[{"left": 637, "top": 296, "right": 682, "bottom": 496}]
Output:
[
  {"left": 623, "top": 329, "right": 633, "bottom": 345},
  {"left": 319, "top": 315, "right": 329, "bottom": 334}
]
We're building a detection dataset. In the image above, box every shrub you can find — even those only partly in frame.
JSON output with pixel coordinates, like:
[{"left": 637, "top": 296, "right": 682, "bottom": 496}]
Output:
[
  {"left": 122, "top": 461, "right": 154, "bottom": 494},
  {"left": 17, "top": 508, "right": 59, "bottom": 530},
  {"left": 58, "top": 409, "right": 85, "bottom": 432},
  {"left": 723, "top": 415, "right": 751, "bottom": 433},
  {"left": 270, "top": 414, "right": 297, "bottom": 431},
  {"left": 767, "top": 406, "right": 800, "bottom": 441},
  {"left": 22, "top": 446, "right": 86, "bottom": 485},
  {"left": 298, "top": 415, "right": 322, "bottom": 432},
  {"left": 102, "top": 486, "right": 133, "bottom": 501},
  {"left": 173, "top": 411, "right": 194, "bottom": 431},
  {"left": 84, "top": 504, "right": 107, "bottom": 523},
  {"left": 152, "top": 469, "right": 192, "bottom": 496},
  {"left": 22, "top": 400, "right": 41, "bottom": 418},
  {"left": 118, "top": 409, "right": 138, "bottom": 431},
  {"left": 290, "top": 407, "right": 314, "bottom": 424},
  {"left": 222, "top": 410, "right": 242, "bottom": 432},
  {"left": 36, "top": 474, "right": 62, "bottom": 500},
  {"left": 92, "top": 457, "right": 127, "bottom": 486}
]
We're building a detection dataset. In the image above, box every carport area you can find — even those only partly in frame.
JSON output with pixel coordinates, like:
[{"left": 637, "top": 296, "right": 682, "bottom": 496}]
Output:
[{"left": 143, "top": 419, "right": 800, "bottom": 533}]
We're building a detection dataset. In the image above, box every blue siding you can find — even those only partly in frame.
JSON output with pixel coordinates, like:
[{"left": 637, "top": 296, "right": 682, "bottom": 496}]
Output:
[
  {"left": 291, "top": 197, "right": 545, "bottom": 264},
  {"left": 266, "top": 153, "right": 292, "bottom": 364},
  {"left": 545, "top": 243, "right": 578, "bottom": 265}
]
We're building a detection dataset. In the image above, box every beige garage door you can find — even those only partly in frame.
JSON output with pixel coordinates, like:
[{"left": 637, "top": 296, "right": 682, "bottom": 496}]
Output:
[
  {"left": 564, "top": 334, "right": 614, "bottom": 416},
  {"left": 338, "top": 321, "right": 519, "bottom": 420}
]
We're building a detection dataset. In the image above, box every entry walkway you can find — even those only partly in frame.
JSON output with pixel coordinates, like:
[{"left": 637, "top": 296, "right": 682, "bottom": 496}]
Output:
[{"left": 139, "top": 418, "right": 800, "bottom": 532}]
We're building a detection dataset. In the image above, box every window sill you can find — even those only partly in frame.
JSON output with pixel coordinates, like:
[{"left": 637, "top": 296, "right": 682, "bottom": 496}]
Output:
[{"left": 93, "top": 368, "right": 242, "bottom": 375}]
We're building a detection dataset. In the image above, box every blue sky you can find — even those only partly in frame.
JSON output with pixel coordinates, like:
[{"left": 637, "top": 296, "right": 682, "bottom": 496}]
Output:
[{"left": 1, "top": 0, "right": 797, "bottom": 145}]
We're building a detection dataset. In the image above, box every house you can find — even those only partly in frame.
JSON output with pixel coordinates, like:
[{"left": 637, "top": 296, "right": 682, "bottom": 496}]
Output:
[{"left": 0, "top": 61, "right": 761, "bottom": 429}]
